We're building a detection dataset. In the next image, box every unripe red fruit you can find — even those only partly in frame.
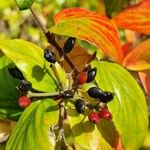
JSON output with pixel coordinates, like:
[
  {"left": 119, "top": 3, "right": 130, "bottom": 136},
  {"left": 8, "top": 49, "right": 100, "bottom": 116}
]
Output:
[
  {"left": 88, "top": 112, "right": 100, "bottom": 124},
  {"left": 99, "top": 109, "right": 112, "bottom": 120},
  {"left": 78, "top": 72, "right": 88, "bottom": 85},
  {"left": 18, "top": 96, "right": 31, "bottom": 108}
]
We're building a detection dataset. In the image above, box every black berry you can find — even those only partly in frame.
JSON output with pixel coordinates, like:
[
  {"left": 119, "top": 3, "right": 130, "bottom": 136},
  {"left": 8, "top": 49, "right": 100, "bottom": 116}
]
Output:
[
  {"left": 16, "top": 80, "right": 32, "bottom": 92},
  {"left": 86, "top": 68, "right": 97, "bottom": 83},
  {"left": 8, "top": 67, "right": 24, "bottom": 80},
  {"left": 99, "top": 91, "right": 114, "bottom": 103},
  {"left": 63, "top": 37, "right": 76, "bottom": 53},
  {"left": 87, "top": 87, "right": 103, "bottom": 99},
  {"left": 74, "top": 99, "right": 85, "bottom": 114},
  {"left": 44, "top": 49, "right": 56, "bottom": 63}
]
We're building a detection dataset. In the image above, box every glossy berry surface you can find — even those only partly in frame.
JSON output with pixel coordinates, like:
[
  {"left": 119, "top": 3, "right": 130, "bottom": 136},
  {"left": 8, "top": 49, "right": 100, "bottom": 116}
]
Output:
[
  {"left": 8, "top": 67, "right": 24, "bottom": 80},
  {"left": 99, "top": 91, "right": 114, "bottom": 103},
  {"left": 74, "top": 99, "right": 85, "bottom": 114},
  {"left": 87, "top": 87, "right": 103, "bottom": 99},
  {"left": 86, "top": 68, "right": 97, "bottom": 83},
  {"left": 63, "top": 37, "right": 76, "bottom": 53},
  {"left": 78, "top": 72, "right": 88, "bottom": 85},
  {"left": 44, "top": 49, "right": 56, "bottom": 63},
  {"left": 17, "top": 80, "right": 32, "bottom": 92},
  {"left": 99, "top": 109, "right": 112, "bottom": 120},
  {"left": 88, "top": 112, "right": 100, "bottom": 124},
  {"left": 18, "top": 96, "right": 31, "bottom": 108}
]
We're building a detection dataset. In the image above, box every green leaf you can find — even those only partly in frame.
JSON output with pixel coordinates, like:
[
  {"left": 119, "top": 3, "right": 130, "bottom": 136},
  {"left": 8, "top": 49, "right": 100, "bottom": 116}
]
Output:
[
  {"left": 0, "top": 52, "right": 22, "bottom": 120},
  {"left": 104, "top": 0, "right": 142, "bottom": 18},
  {"left": 66, "top": 102, "right": 115, "bottom": 150},
  {"left": 16, "top": 0, "right": 36, "bottom": 10},
  {"left": 104, "top": 0, "right": 128, "bottom": 17},
  {"left": 0, "top": 107, "right": 22, "bottom": 121},
  {"left": 6, "top": 99, "right": 59, "bottom": 150},
  {"left": 92, "top": 61, "right": 148, "bottom": 150},
  {"left": 0, "top": 39, "right": 58, "bottom": 93},
  {"left": 0, "top": 52, "right": 19, "bottom": 107}
]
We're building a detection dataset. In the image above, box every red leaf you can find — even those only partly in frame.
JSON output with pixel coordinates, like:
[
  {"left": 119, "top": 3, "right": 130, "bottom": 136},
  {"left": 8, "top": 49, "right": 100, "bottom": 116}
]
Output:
[
  {"left": 50, "top": 8, "right": 123, "bottom": 63},
  {"left": 123, "top": 39, "right": 150, "bottom": 71},
  {"left": 121, "top": 42, "right": 133, "bottom": 58},
  {"left": 113, "top": 0, "right": 150, "bottom": 34},
  {"left": 139, "top": 70, "right": 150, "bottom": 98}
]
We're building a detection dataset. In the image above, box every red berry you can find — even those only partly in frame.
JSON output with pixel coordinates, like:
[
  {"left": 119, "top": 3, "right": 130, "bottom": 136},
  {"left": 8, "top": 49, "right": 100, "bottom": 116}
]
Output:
[
  {"left": 18, "top": 96, "right": 31, "bottom": 108},
  {"left": 88, "top": 112, "right": 100, "bottom": 124},
  {"left": 78, "top": 72, "right": 88, "bottom": 85},
  {"left": 99, "top": 109, "right": 112, "bottom": 120}
]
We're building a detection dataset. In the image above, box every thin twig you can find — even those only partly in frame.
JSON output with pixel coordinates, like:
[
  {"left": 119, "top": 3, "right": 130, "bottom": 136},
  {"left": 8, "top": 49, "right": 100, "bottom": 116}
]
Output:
[
  {"left": 83, "top": 51, "right": 97, "bottom": 71},
  {"left": 56, "top": 101, "right": 66, "bottom": 141},
  {"left": 27, "top": 91, "right": 62, "bottom": 98},
  {"left": 30, "top": 7, "right": 63, "bottom": 56},
  {"left": 30, "top": 7, "right": 48, "bottom": 34},
  {"left": 50, "top": 64, "right": 65, "bottom": 90}
]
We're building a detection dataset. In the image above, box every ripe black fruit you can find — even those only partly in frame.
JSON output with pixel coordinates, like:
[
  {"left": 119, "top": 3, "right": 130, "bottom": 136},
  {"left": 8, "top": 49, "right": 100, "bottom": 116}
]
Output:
[
  {"left": 86, "top": 68, "right": 97, "bottom": 83},
  {"left": 74, "top": 99, "right": 85, "bottom": 114},
  {"left": 99, "top": 91, "right": 114, "bottom": 103},
  {"left": 63, "top": 37, "right": 76, "bottom": 53},
  {"left": 8, "top": 67, "right": 24, "bottom": 80},
  {"left": 44, "top": 49, "right": 56, "bottom": 63},
  {"left": 87, "top": 87, "right": 102, "bottom": 99},
  {"left": 17, "top": 80, "right": 32, "bottom": 92}
]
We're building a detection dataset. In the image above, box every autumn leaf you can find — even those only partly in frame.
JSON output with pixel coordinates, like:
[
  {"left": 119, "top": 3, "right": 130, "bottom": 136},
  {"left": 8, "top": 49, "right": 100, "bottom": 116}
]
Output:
[
  {"left": 139, "top": 70, "right": 150, "bottom": 98},
  {"left": 123, "top": 39, "right": 150, "bottom": 71},
  {"left": 113, "top": 0, "right": 150, "bottom": 34},
  {"left": 50, "top": 8, "right": 123, "bottom": 63},
  {"left": 121, "top": 42, "right": 133, "bottom": 58}
]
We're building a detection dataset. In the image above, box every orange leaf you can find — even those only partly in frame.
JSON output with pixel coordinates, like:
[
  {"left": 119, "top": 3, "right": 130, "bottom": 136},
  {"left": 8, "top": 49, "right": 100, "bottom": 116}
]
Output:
[
  {"left": 50, "top": 8, "right": 123, "bottom": 63},
  {"left": 121, "top": 42, "right": 133, "bottom": 58},
  {"left": 139, "top": 70, "right": 150, "bottom": 98},
  {"left": 115, "top": 133, "right": 124, "bottom": 150},
  {"left": 113, "top": 0, "right": 150, "bottom": 34},
  {"left": 123, "top": 39, "right": 150, "bottom": 71}
]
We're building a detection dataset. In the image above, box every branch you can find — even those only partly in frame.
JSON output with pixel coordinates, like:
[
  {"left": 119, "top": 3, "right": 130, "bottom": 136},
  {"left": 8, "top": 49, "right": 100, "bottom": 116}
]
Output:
[
  {"left": 30, "top": 7, "right": 63, "bottom": 56},
  {"left": 30, "top": 7, "right": 48, "bottom": 34},
  {"left": 27, "top": 91, "right": 62, "bottom": 98}
]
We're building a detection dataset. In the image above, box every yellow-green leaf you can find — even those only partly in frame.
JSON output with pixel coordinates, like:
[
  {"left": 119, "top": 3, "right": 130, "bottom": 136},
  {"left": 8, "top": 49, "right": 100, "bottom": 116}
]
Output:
[
  {"left": 0, "top": 39, "right": 58, "bottom": 92},
  {"left": 6, "top": 99, "right": 59, "bottom": 150},
  {"left": 92, "top": 60, "right": 148, "bottom": 150},
  {"left": 51, "top": 8, "right": 123, "bottom": 63}
]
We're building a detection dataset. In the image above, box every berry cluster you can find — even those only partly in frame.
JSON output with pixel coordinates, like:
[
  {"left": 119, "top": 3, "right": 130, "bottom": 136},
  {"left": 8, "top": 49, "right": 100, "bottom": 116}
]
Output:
[
  {"left": 8, "top": 67, "right": 32, "bottom": 108},
  {"left": 8, "top": 36, "right": 115, "bottom": 126},
  {"left": 73, "top": 58, "right": 114, "bottom": 124},
  {"left": 88, "top": 109, "right": 112, "bottom": 124}
]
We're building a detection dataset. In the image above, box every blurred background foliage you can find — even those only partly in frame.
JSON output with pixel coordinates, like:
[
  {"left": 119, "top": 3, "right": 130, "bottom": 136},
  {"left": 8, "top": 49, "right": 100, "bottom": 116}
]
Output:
[{"left": 0, "top": 0, "right": 106, "bottom": 48}]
